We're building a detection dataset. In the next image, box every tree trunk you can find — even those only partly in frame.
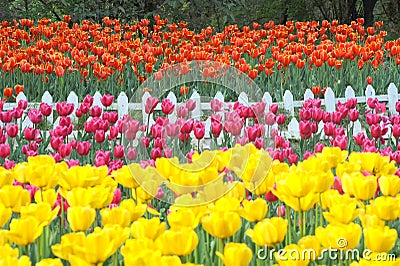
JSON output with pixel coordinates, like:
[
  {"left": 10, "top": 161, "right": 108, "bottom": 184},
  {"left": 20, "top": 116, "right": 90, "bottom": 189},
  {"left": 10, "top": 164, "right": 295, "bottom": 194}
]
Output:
[{"left": 363, "top": 0, "right": 377, "bottom": 27}]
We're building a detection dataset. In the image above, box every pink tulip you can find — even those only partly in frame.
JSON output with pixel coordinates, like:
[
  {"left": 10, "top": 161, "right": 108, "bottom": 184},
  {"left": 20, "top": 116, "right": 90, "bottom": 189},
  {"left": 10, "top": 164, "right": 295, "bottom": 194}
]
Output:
[
  {"left": 155, "top": 187, "right": 165, "bottom": 199},
  {"left": 276, "top": 205, "right": 286, "bottom": 217},
  {"left": 276, "top": 114, "right": 286, "bottom": 125},
  {"left": 166, "top": 123, "right": 180, "bottom": 137},
  {"left": 303, "top": 151, "right": 314, "bottom": 159},
  {"left": 299, "top": 121, "right": 312, "bottom": 139},
  {"left": 3, "top": 159, "right": 15, "bottom": 169},
  {"left": 177, "top": 106, "right": 188, "bottom": 118},
  {"left": 140, "top": 136, "right": 150, "bottom": 148},
  {"left": 94, "top": 130, "right": 105, "bottom": 143},
  {"left": 101, "top": 94, "right": 114, "bottom": 107},
  {"left": 333, "top": 135, "right": 348, "bottom": 150},
  {"left": 108, "top": 126, "right": 119, "bottom": 140},
  {"left": 151, "top": 147, "right": 162, "bottom": 160},
  {"left": 6, "top": 124, "right": 18, "bottom": 138},
  {"left": 111, "top": 188, "right": 122, "bottom": 204},
  {"left": 50, "top": 137, "right": 63, "bottom": 150},
  {"left": 107, "top": 111, "right": 118, "bottom": 124},
  {"left": 211, "top": 121, "right": 223, "bottom": 138},
  {"left": 366, "top": 114, "right": 380, "bottom": 125},
  {"left": 186, "top": 99, "right": 196, "bottom": 111},
  {"left": 56, "top": 102, "right": 74, "bottom": 116},
  {"left": 90, "top": 106, "right": 102, "bottom": 117},
  {"left": 127, "top": 148, "right": 137, "bottom": 160},
  {"left": 315, "top": 142, "right": 325, "bottom": 153},
  {"left": 0, "top": 111, "right": 12, "bottom": 123},
  {"left": 24, "top": 127, "right": 38, "bottom": 141},
  {"left": 288, "top": 153, "right": 298, "bottom": 164},
  {"left": 236, "top": 136, "right": 249, "bottom": 146},
  {"left": 0, "top": 144, "right": 10, "bottom": 158},
  {"left": 210, "top": 99, "right": 223, "bottom": 112},
  {"left": 150, "top": 123, "right": 163, "bottom": 138},
  {"left": 161, "top": 99, "right": 175, "bottom": 115},
  {"left": 299, "top": 108, "right": 312, "bottom": 121},
  {"left": 269, "top": 104, "right": 278, "bottom": 114},
  {"left": 265, "top": 112, "right": 275, "bottom": 125},
  {"left": 254, "top": 138, "right": 264, "bottom": 149},
  {"left": 349, "top": 109, "right": 359, "bottom": 121},
  {"left": 163, "top": 148, "right": 173, "bottom": 158},
  {"left": 145, "top": 97, "right": 159, "bottom": 114},
  {"left": 114, "top": 145, "right": 124, "bottom": 159},
  {"left": 58, "top": 143, "right": 72, "bottom": 158},
  {"left": 18, "top": 100, "right": 28, "bottom": 110},
  {"left": 94, "top": 150, "right": 111, "bottom": 166},
  {"left": 40, "top": 102, "right": 52, "bottom": 116},
  {"left": 83, "top": 95, "right": 94, "bottom": 106}
]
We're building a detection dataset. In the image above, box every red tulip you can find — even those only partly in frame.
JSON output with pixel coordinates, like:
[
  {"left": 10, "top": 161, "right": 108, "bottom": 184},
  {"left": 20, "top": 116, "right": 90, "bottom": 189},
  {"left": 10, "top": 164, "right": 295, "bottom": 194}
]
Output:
[
  {"left": 101, "top": 94, "right": 114, "bottom": 107},
  {"left": 211, "top": 121, "right": 223, "bottom": 138},
  {"left": 58, "top": 143, "right": 72, "bottom": 158},
  {"left": 56, "top": 102, "right": 74, "bottom": 116}
]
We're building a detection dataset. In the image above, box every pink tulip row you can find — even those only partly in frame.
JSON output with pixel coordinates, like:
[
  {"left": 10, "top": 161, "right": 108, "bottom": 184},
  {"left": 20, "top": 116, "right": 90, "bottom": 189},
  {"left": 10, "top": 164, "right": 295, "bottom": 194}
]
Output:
[{"left": 2, "top": 92, "right": 400, "bottom": 169}]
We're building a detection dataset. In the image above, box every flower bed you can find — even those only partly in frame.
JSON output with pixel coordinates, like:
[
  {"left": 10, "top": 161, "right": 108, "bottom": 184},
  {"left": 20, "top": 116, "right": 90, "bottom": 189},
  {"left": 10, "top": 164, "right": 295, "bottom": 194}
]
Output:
[
  {"left": 0, "top": 17, "right": 399, "bottom": 101},
  {"left": 0, "top": 145, "right": 399, "bottom": 265}
]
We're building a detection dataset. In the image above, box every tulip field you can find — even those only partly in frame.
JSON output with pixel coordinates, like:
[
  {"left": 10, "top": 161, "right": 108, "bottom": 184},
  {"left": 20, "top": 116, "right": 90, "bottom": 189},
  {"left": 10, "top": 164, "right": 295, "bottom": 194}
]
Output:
[{"left": 1, "top": 15, "right": 400, "bottom": 266}]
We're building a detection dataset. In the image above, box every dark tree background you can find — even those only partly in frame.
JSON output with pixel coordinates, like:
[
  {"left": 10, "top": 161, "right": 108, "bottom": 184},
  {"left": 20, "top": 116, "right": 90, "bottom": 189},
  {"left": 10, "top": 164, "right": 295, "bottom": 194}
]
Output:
[{"left": 0, "top": 0, "right": 399, "bottom": 38}]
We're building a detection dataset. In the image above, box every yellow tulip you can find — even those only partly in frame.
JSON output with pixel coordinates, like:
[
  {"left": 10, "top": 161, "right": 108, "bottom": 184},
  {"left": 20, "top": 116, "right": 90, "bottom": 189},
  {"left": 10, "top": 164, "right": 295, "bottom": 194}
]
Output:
[
  {"left": 20, "top": 202, "right": 59, "bottom": 227},
  {"left": 359, "top": 212, "right": 385, "bottom": 228},
  {"left": 0, "top": 185, "right": 31, "bottom": 212},
  {"left": 112, "top": 165, "right": 140, "bottom": 189},
  {"left": 131, "top": 217, "right": 166, "bottom": 240},
  {"left": 35, "top": 258, "right": 63, "bottom": 266},
  {"left": 82, "top": 227, "right": 118, "bottom": 264},
  {"left": 168, "top": 208, "right": 199, "bottom": 229},
  {"left": 201, "top": 211, "right": 241, "bottom": 239},
  {"left": 155, "top": 227, "right": 199, "bottom": 256},
  {"left": 59, "top": 165, "right": 107, "bottom": 190},
  {"left": 121, "top": 238, "right": 155, "bottom": 258},
  {"left": 6, "top": 216, "right": 44, "bottom": 246},
  {"left": 348, "top": 152, "right": 397, "bottom": 177},
  {"left": 100, "top": 224, "right": 131, "bottom": 256},
  {"left": 51, "top": 232, "right": 86, "bottom": 260},
  {"left": 276, "top": 190, "right": 319, "bottom": 212},
  {"left": 323, "top": 199, "right": 360, "bottom": 224},
  {"left": 12, "top": 162, "right": 28, "bottom": 184},
  {"left": 25, "top": 155, "right": 68, "bottom": 189},
  {"left": 215, "top": 242, "right": 252, "bottom": 266},
  {"left": 0, "top": 255, "right": 31, "bottom": 266},
  {"left": 297, "top": 235, "right": 321, "bottom": 261},
  {"left": 378, "top": 175, "right": 400, "bottom": 196},
  {"left": 123, "top": 249, "right": 163, "bottom": 266},
  {"left": 240, "top": 197, "right": 268, "bottom": 222},
  {"left": 341, "top": 172, "right": 377, "bottom": 201},
  {"left": 0, "top": 167, "right": 13, "bottom": 188},
  {"left": 315, "top": 222, "right": 362, "bottom": 250},
  {"left": 100, "top": 206, "right": 131, "bottom": 227},
  {"left": 368, "top": 196, "right": 400, "bottom": 221},
  {"left": 0, "top": 244, "right": 19, "bottom": 259},
  {"left": 0, "top": 204, "right": 12, "bottom": 228},
  {"left": 319, "top": 189, "right": 340, "bottom": 210},
  {"left": 225, "top": 181, "right": 246, "bottom": 201},
  {"left": 159, "top": 256, "right": 183, "bottom": 266},
  {"left": 67, "top": 206, "right": 96, "bottom": 232},
  {"left": 317, "top": 146, "right": 348, "bottom": 168},
  {"left": 246, "top": 217, "right": 288, "bottom": 247},
  {"left": 274, "top": 244, "right": 310, "bottom": 266},
  {"left": 119, "top": 199, "right": 146, "bottom": 222},
  {"left": 364, "top": 226, "right": 398, "bottom": 253},
  {"left": 34, "top": 189, "right": 57, "bottom": 206}
]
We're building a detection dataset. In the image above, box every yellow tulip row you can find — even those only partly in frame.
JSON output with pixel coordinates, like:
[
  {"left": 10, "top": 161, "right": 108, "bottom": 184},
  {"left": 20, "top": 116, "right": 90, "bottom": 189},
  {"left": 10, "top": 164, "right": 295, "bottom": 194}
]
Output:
[{"left": 0, "top": 144, "right": 399, "bottom": 265}]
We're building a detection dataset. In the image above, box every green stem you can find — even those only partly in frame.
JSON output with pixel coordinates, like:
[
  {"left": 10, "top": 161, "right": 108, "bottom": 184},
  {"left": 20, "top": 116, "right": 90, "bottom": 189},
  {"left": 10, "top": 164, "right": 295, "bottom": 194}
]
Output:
[{"left": 217, "top": 238, "right": 224, "bottom": 266}]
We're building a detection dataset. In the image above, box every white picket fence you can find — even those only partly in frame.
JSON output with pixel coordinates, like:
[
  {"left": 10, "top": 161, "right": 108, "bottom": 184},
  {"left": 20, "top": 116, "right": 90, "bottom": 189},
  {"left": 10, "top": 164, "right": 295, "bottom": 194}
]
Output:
[{"left": 5, "top": 83, "right": 400, "bottom": 139}]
